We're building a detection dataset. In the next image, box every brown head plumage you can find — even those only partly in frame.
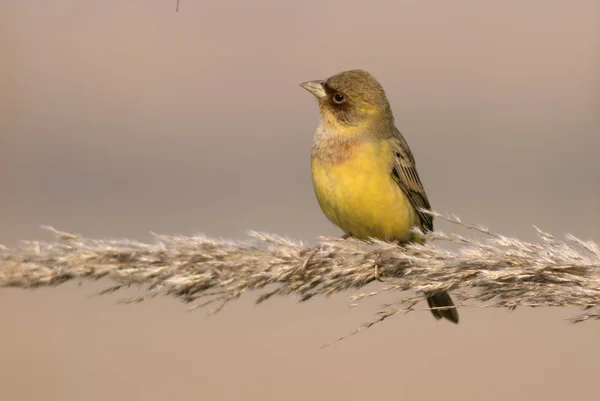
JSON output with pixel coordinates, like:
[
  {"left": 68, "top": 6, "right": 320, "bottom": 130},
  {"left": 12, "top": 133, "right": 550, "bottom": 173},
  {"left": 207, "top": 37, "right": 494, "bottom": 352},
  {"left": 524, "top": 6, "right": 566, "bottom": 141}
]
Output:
[{"left": 300, "top": 69, "right": 393, "bottom": 127}]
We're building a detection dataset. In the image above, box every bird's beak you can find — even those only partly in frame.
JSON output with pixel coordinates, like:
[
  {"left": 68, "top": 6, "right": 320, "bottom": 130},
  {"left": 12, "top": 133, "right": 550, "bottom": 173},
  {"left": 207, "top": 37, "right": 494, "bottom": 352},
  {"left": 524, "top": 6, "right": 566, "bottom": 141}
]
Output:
[{"left": 300, "top": 80, "right": 327, "bottom": 100}]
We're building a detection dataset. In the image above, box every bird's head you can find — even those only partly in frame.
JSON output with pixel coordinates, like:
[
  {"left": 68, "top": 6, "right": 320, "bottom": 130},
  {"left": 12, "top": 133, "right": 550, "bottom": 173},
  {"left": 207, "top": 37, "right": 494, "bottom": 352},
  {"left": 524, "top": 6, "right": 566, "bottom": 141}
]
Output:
[{"left": 300, "top": 69, "right": 393, "bottom": 132}]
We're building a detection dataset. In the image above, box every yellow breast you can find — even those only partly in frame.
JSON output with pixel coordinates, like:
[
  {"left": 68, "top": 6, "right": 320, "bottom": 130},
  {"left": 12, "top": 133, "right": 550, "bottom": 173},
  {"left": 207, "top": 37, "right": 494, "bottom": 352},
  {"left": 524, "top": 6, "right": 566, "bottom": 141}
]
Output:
[{"left": 311, "top": 139, "right": 420, "bottom": 241}]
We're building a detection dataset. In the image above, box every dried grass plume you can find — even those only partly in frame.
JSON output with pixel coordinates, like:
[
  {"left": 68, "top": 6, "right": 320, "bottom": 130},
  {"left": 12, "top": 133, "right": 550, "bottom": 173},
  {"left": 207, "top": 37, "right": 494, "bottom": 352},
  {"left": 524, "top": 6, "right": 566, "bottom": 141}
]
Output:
[{"left": 1, "top": 211, "right": 600, "bottom": 342}]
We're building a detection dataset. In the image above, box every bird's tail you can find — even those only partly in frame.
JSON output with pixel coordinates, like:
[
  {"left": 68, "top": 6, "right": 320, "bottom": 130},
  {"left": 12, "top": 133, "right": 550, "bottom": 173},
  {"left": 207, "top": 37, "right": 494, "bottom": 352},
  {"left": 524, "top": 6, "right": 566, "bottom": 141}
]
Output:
[{"left": 426, "top": 291, "right": 459, "bottom": 324}]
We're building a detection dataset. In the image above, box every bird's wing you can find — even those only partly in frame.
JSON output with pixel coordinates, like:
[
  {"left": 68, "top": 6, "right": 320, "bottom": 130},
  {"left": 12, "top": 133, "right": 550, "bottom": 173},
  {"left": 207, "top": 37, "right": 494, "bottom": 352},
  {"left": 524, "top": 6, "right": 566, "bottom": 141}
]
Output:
[{"left": 389, "top": 129, "right": 434, "bottom": 232}]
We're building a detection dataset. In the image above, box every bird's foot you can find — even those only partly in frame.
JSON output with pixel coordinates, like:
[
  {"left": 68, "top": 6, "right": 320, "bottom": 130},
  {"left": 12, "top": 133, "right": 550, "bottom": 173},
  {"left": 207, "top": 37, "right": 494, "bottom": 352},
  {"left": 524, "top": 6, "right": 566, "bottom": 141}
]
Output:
[
  {"left": 300, "top": 234, "right": 349, "bottom": 272},
  {"left": 300, "top": 247, "right": 319, "bottom": 271},
  {"left": 373, "top": 252, "right": 384, "bottom": 282}
]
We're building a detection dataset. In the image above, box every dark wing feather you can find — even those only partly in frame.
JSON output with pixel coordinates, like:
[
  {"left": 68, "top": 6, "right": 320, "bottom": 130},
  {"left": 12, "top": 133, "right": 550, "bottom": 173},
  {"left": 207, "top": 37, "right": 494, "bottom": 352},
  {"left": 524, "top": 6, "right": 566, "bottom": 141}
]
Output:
[{"left": 389, "top": 128, "right": 434, "bottom": 232}]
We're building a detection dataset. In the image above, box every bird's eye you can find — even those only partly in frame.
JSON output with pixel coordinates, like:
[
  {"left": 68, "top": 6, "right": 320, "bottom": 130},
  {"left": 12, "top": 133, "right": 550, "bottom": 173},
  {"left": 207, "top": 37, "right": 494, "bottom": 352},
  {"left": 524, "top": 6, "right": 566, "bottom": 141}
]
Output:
[{"left": 333, "top": 93, "right": 345, "bottom": 103}]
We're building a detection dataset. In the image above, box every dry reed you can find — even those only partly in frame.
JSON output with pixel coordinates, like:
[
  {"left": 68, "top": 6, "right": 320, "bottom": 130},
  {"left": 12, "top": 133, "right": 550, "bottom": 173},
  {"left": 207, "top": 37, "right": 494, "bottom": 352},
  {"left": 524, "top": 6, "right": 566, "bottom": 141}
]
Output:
[{"left": 1, "top": 210, "right": 600, "bottom": 341}]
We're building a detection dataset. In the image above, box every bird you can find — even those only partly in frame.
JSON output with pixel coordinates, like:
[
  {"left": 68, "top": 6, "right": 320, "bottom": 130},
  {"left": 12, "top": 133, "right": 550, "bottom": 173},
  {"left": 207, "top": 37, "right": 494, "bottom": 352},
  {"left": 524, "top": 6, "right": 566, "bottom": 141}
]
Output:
[{"left": 300, "top": 69, "right": 458, "bottom": 323}]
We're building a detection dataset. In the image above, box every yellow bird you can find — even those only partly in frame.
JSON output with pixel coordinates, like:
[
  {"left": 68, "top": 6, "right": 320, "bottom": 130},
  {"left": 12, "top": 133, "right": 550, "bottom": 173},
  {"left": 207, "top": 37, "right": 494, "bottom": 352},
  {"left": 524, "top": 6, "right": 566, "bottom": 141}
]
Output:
[{"left": 300, "top": 69, "right": 458, "bottom": 323}]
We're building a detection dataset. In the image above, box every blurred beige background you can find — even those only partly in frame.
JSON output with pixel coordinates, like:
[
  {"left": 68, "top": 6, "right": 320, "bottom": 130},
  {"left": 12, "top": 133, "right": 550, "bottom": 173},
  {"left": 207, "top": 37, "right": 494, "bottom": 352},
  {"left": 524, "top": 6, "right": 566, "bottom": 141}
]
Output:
[{"left": 1, "top": 1, "right": 600, "bottom": 400}]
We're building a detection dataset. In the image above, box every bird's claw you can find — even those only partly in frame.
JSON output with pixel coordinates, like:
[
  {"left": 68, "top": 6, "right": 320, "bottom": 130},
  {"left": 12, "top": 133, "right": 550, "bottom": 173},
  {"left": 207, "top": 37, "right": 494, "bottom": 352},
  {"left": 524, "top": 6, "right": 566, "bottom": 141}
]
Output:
[
  {"left": 373, "top": 252, "right": 384, "bottom": 282},
  {"left": 301, "top": 247, "right": 319, "bottom": 271}
]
